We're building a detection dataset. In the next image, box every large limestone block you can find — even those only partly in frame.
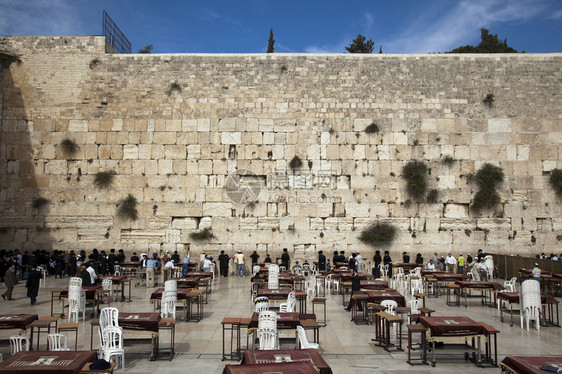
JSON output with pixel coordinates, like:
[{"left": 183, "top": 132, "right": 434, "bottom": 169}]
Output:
[
  {"left": 69, "top": 120, "right": 88, "bottom": 131},
  {"left": 123, "top": 145, "right": 138, "bottom": 160},
  {"left": 202, "top": 203, "right": 232, "bottom": 216},
  {"left": 221, "top": 132, "right": 242, "bottom": 145},
  {"left": 488, "top": 118, "right": 512, "bottom": 133}
]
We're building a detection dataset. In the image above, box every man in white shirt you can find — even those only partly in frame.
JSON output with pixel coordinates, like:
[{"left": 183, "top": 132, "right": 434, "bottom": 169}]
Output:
[
  {"left": 445, "top": 253, "right": 457, "bottom": 273},
  {"left": 203, "top": 256, "right": 212, "bottom": 272},
  {"left": 426, "top": 259, "right": 436, "bottom": 270},
  {"left": 86, "top": 263, "right": 98, "bottom": 285},
  {"left": 355, "top": 252, "right": 363, "bottom": 272}
]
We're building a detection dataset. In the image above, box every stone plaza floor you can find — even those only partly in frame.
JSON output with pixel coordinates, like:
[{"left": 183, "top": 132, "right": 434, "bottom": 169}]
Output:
[{"left": 0, "top": 273, "right": 560, "bottom": 373}]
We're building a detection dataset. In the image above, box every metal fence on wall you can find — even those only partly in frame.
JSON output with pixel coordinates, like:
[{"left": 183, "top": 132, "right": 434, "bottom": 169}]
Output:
[{"left": 102, "top": 10, "right": 131, "bottom": 54}]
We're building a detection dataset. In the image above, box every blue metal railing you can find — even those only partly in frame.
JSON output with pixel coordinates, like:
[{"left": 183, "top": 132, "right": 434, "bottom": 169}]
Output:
[{"left": 102, "top": 10, "right": 131, "bottom": 54}]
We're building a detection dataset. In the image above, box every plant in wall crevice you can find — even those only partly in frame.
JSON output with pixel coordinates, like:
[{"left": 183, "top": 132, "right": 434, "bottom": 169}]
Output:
[
  {"left": 364, "top": 123, "right": 379, "bottom": 134},
  {"left": 470, "top": 163, "right": 504, "bottom": 213},
  {"left": 60, "top": 138, "right": 79, "bottom": 156},
  {"left": 426, "top": 189, "right": 439, "bottom": 203},
  {"left": 549, "top": 168, "right": 562, "bottom": 197},
  {"left": 190, "top": 227, "right": 214, "bottom": 241},
  {"left": 402, "top": 161, "right": 428, "bottom": 201},
  {"left": 359, "top": 222, "right": 397, "bottom": 247},
  {"left": 166, "top": 81, "right": 182, "bottom": 96},
  {"left": 117, "top": 194, "right": 138, "bottom": 220},
  {"left": 441, "top": 155, "right": 456, "bottom": 166},
  {"left": 94, "top": 170, "right": 117, "bottom": 188},
  {"left": 32, "top": 197, "right": 50, "bottom": 209},
  {"left": 289, "top": 155, "right": 303, "bottom": 170},
  {"left": 482, "top": 93, "right": 495, "bottom": 107}
]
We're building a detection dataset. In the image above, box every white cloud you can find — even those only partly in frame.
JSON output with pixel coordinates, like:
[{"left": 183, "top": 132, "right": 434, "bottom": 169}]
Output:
[
  {"left": 382, "top": 0, "right": 549, "bottom": 53},
  {"left": 0, "top": 0, "right": 84, "bottom": 36},
  {"left": 199, "top": 9, "right": 242, "bottom": 27}
]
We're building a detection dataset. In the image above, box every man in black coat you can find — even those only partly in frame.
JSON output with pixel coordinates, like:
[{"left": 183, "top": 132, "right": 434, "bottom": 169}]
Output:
[
  {"left": 2, "top": 264, "right": 16, "bottom": 300},
  {"left": 25, "top": 265, "right": 42, "bottom": 305},
  {"left": 218, "top": 250, "right": 230, "bottom": 277},
  {"left": 281, "top": 248, "right": 290, "bottom": 270},
  {"left": 318, "top": 251, "right": 326, "bottom": 271},
  {"left": 345, "top": 269, "right": 362, "bottom": 311}
]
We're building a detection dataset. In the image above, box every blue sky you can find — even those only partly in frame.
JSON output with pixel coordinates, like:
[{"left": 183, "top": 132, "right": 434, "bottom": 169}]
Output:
[{"left": 1, "top": 0, "right": 560, "bottom": 53}]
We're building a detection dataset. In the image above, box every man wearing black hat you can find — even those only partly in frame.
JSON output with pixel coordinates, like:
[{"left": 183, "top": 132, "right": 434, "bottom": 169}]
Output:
[
  {"left": 281, "top": 248, "right": 290, "bottom": 270},
  {"left": 218, "top": 250, "right": 230, "bottom": 277},
  {"left": 318, "top": 251, "right": 326, "bottom": 271},
  {"left": 25, "top": 265, "right": 41, "bottom": 305}
]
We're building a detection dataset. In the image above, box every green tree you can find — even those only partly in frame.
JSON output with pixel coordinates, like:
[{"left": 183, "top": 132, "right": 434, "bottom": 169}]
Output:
[
  {"left": 138, "top": 44, "right": 153, "bottom": 54},
  {"left": 345, "top": 34, "right": 374, "bottom": 53},
  {"left": 450, "top": 28, "right": 518, "bottom": 53},
  {"left": 267, "top": 28, "right": 275, "bottom": 53}
]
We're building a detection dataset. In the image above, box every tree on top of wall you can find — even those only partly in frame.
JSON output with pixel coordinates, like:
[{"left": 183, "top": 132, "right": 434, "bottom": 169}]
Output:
[
  {"left": 449, "top": 28, "right": 518, "bottom": 53},
  {"left": 267, "top": 28, "right": 275, "bottom": 53},
  {"left": 345, "top": 34, "right": 374, "bottom": 53}
]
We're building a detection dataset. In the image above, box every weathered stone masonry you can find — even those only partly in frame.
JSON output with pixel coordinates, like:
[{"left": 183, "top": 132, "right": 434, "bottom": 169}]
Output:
[{"left": 0, "top": 36, "right": 561, "bottom": 262}]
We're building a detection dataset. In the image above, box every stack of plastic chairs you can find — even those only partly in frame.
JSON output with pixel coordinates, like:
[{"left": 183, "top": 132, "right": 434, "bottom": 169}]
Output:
[
  {"left": 520, "top": 279, "right": 541, "bottom": 331},
  {"left": 102, "top": 327, "right": 125, "bottom": 371},
  {"left": 279, "top": 290, "right": 296, "bottom": 312},
  {"left": 99, "top": 307, "right": 124, "bottom": 370},
  {"left": 257, "top": 310, "right": 278, "bottom": 350},
  {"left": 254, "top": 296, "right": 270, "bottom": 313},
  {"left": 161, "top": 280, "right": 177, "bottom": 320},
  {"left": 68, "top": 278, "right": 85, "bottom": 323},
  {"left": 268, "top": 265, "right": 279, "bottom": 290}
]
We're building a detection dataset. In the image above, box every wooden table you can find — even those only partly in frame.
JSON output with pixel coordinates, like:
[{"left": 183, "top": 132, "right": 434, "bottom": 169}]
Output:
[{"left": 0, "top": 350, "right": 96, "bottom": 373}]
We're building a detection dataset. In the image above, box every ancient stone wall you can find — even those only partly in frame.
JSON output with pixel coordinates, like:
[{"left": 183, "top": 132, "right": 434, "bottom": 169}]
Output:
[{"left": 1, "top": 36, "right": 561, "bottom": 263}]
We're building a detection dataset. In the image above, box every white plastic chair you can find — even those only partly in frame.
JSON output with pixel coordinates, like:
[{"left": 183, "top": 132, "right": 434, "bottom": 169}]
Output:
[
  {"left": 114, "top": 265, "right": 121, "bottom": 276},
  {"left": 68, "top": 294, "right": 86, "bottom": 323},
  {"left": 10, "top": 336, "right": 29, "bottom": 355},
  {"left": 485, "top": 255, "right": 494, "bottom": 280},
  {"left": 380, "top": 264, "right": 388, "bottom": 279},
  {"left": 380, "top": 300, "right": 398, "bottom": 315},
  {"left": 280, "top": 291, "right": 296, "bottom": 312},
  {"left": 47, "top": 333, "right": 70, "bottom": 351},
  {"left": 257, "top": 327, "right": 278, "bottom": 350},
  {"left": 102, "top": 327, "right": 125, "bottom": 371},
  {"left": 297, "top": 326, "right": 319, "bottom": 349},
  {"left": 252, "top": 265, "right": 261, "bottom": 276},
  {"left": 504, "top": 277, "right": 517, "bottom": 292},
  {"left": 411, "top": 279, "right": 424, "bottom": 296},
  {"left": 102, "top": 278, "right": 114, "bottom": 302},
  {"left": 279, "top": 266, "right": 286, "bottom": 271},
  {"left": 251, "top": 282, "right": 261, "bottom": 303},
  {"left": 100, "top": 307, "right": 120, "bottom": 330},
  {"left": 407, "top": 299, "right": 420, "bottom": 324}
]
